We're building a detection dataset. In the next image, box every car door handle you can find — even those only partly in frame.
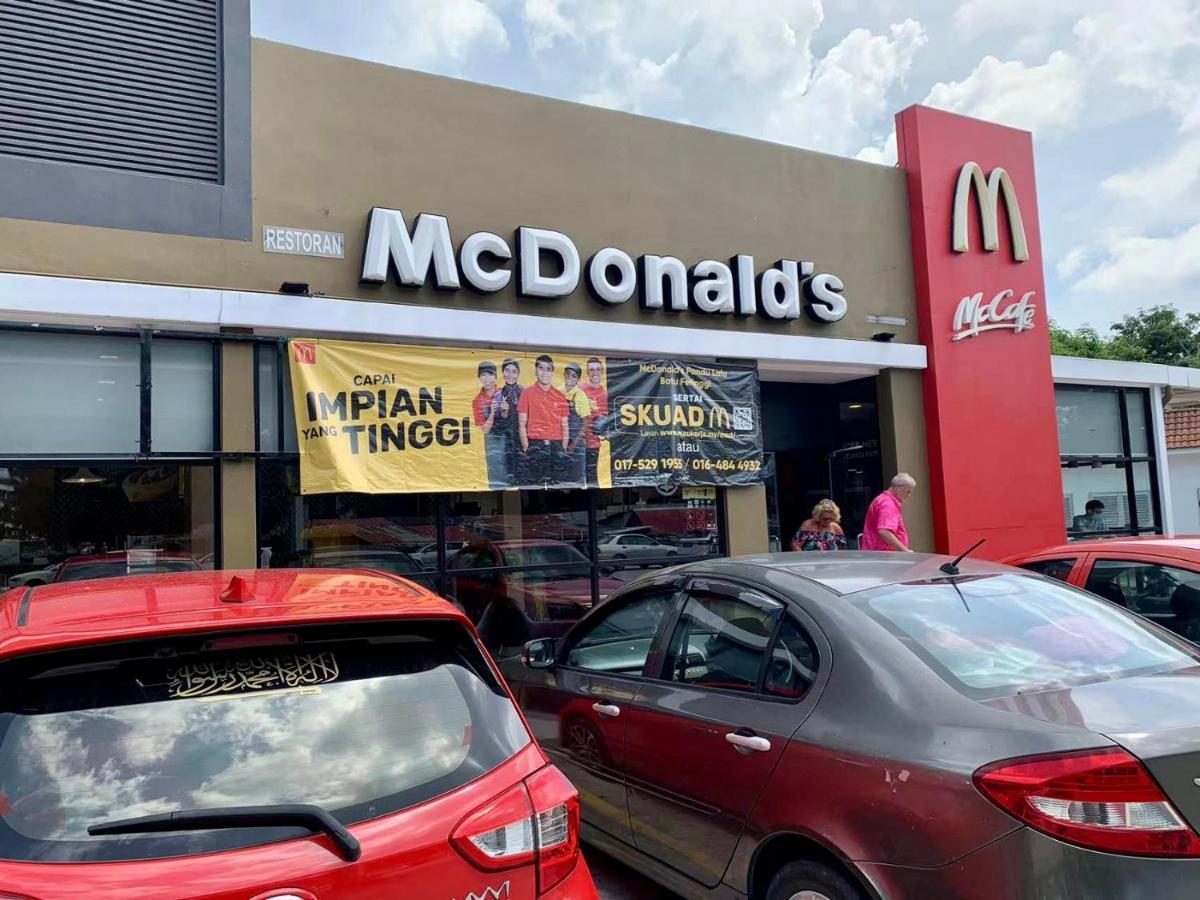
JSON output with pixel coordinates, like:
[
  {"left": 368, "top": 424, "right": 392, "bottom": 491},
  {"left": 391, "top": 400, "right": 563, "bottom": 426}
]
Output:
[
  {"left": 725, "top": 732, "right": 771, "bottom": 753},
  {"left": 592, "top": 703, "right": 621, "bottom": 718}
]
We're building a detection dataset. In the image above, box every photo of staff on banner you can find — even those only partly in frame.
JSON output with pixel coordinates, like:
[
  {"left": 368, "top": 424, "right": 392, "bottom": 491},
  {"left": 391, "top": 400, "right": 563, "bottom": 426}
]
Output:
[{"left": 288, "top": 339, "right": 762, "bottom": 496}]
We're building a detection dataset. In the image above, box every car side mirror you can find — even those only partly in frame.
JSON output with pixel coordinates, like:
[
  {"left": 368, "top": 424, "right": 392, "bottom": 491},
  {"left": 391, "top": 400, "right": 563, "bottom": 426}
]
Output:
[{"left": 522, "top": 638, "right": 557, "bottom": 669}]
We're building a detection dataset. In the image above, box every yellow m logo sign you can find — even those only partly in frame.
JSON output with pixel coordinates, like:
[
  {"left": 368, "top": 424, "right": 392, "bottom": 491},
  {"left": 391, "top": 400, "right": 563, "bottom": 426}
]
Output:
[{"left": 951, "top": 162, "right": 1029, "bottom": 262}]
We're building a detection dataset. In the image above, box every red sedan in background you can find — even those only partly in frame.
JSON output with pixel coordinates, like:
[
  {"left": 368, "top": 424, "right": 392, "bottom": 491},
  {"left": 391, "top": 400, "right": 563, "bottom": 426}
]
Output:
[
  {"left": 0, "top": 569, "right": 596, "bottom": 899},
  {"left": 1008, "top": 537, "right": 1200, "bottom": 640}
]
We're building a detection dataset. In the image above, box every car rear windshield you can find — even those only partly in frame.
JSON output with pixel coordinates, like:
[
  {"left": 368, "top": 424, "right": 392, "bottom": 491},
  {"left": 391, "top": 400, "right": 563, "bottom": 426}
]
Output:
[
  {"left": 0, "top": 620, "right": 529, "bottom": 862},
  {"left": 852, "top": 574, "right": 1197, "bottom": 699}
]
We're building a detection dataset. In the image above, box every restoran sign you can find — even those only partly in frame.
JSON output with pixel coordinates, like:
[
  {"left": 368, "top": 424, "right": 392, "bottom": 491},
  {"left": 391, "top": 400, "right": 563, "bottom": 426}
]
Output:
[{"left": 360, "top": 207, "right": 849, "bottom": 324}]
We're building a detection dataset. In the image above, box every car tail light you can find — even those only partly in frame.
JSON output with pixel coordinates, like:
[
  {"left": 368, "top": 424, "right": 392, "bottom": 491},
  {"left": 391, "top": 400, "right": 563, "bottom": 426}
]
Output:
[
  {"left": 525, "top": 764, "right": 581, "bottom": 893},
  {"left": 975, "top": 748, "right": 1200, "bottom": 857},
  {"left": 451, "top": 765, "right": 581, "bottom": 895}
]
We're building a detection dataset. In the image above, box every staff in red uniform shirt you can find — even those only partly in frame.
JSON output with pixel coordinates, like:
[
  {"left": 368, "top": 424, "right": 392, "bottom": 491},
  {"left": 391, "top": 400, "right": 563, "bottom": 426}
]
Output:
[
  {"left": 518, "top": 354, "right": 569, "bottom": 486},
  {"left": 581, "top": 357, "right": 609, "bottom": 487},
  {"left": 471, "top": 360, "right": 511, "bottom": 488}
]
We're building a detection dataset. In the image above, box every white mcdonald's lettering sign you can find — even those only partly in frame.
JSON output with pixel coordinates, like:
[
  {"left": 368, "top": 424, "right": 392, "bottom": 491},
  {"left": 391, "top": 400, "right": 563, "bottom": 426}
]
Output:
[{"left": 949, "top": 161, "right": 1037, "bottom": 341}]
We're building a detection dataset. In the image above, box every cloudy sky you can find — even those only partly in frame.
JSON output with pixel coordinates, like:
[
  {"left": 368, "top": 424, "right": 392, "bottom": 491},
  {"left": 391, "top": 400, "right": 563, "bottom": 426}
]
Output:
[{"left": 251, "top": 0, "right": 1200, "bottom": 330}]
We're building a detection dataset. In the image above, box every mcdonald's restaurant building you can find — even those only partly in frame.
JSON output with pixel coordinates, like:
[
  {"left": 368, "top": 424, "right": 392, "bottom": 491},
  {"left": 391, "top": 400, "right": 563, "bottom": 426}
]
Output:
[{"left": 0, "top": 2, "right": 1178, "bottom": 637}]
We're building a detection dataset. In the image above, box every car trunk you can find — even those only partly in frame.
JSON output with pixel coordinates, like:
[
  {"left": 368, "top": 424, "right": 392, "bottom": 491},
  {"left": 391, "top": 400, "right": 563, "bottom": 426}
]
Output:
[{"left": 984, "top": 666, "right": 1200, "bottom": 832}]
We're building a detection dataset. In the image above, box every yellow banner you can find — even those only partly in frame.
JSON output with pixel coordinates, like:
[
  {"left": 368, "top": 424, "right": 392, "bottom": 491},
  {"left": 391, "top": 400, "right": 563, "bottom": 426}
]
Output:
[{"left": 289, "top": 339, "right": 612, "bottom": 494}]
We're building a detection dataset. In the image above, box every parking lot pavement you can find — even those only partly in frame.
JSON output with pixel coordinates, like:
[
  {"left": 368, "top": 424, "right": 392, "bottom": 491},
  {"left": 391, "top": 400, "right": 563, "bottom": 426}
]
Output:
[{"left": 585, "top": 844, "right": 683, "bottom": 899}]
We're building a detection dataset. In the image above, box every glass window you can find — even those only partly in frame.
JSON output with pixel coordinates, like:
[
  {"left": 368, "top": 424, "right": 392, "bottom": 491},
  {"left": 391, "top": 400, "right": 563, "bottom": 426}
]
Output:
[
  {"left": 0, "top": 620, "right": 529, "bottom": 862},
  {"left": 0, "top": 332, "right": 140, "bottom": 454},
  {"left": 151, "top": 340, "right": 214, "bottom": 452},
  {"left": 764, "top": 616, "right": 820, "bottom": 699},
  {"left": 1125, "top": 391, "right": 1149, "bottom": 456},
  {"left": 1063, "top": 463, "right": 1157, "bottom": 535},
  {"left": 1019, "top": 558, "right": 1078, "bottom": 583},
  {"left": 0, "top": 465, "right": 216, "bottom": 587},
  {"left": 663, "top": 587, "right": 781, "bottom": 692},
  {"left": 596, "top": 486, "right": 722, "bottom": 599},
  {"left": 854, "top": 574, "right": 1196, "bottom": 699},
  {"left": 566, "top": 590, "right": 676, "bottom": 674},
  {"left": 256, "top": 343, "right": 279, "bottom": 452},
  {"left": 1056, "top": 386, "right": 1123, "bottom": 457},
  {"left": 1086, "top": 560, "right": 1200, "bottom": 618},
  {"left": 255, "top": 460, "right": 437, "bottom": 589}
]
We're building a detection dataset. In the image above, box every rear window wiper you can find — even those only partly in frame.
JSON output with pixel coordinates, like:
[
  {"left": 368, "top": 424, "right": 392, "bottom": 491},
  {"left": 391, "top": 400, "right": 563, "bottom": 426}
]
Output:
[{"left": 88, "top": 804, "right": 361, "bottom": 861}]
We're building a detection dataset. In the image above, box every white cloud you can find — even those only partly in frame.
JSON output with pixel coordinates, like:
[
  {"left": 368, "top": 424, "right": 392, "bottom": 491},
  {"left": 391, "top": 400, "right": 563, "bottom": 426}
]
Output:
[
  {"left": 1102, "top": 137, "right": 1200, "bottom": 226},
  {"left": 513, "top": 1, "right": 925, "bottom": 157},
  {"left": 252, "top": 0, "right": 509, "bottom": 72},
  {"left": 856, "top": 130, "right": 897, "bottom": 165},
  {"left": 523, "top": 0, "right": 576, "bottom": 51},
  {"left": 923, "top": 51, "right": 1084, "bottom": 134},
  {"left": 952, "top": 0, "right": 1091, "bottom": 39},
  {"left": 1072, "top": 223, "right": 1200, "bottom": 294},
  {"left": 1055, "top": 245, "right": 1092, "bottom": 281}
]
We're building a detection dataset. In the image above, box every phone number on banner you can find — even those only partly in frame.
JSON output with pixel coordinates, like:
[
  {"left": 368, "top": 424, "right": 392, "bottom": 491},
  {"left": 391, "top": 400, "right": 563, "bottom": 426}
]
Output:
[{"left": 613, "top": 458, "right": 762, "bottom": 473}]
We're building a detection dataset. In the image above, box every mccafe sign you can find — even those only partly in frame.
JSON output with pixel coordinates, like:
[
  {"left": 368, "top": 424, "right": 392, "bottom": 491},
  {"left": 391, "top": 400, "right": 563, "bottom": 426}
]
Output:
[
  {"left": 360, "top": 208, "right": 849, "bottom": 324},
  {"left": 949, "top": 162, "right": 1037, "bottom": 342}
]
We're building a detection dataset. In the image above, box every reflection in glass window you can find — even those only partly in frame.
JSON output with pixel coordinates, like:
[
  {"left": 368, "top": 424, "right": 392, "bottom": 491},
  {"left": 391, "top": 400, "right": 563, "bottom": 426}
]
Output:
[
  {"left": 255, "top": 460, "right": 436, "bottom": 588},
  {"left": 1086, "top": 560, "right": 1200, "bottom": 619},
  {"left": 664, "top": 590, "right": 780, "bottom": 692},
  {"left": 0, "top": 623, "right": 529, "bottom": 862},
  {"left": 855, "top": 574, "right": 1195, "bottom": 698},
  {"left": 1019, "top": 559, "right": 1077, "bottom": 583},
  {"left": 567, "top": 590, "right": 676, "bottom": 674},
  {"left": 0, "top": 465, "right": 216, "bottom": 588}
]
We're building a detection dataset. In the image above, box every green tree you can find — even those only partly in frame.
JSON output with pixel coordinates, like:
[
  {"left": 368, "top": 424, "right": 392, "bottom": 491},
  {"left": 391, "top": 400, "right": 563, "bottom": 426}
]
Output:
[
  {"left": 1049, "top": 306, "right": 1200, "bottom": 368},
  {"left": 1049, "top": 321, "right": 1110, "bottom": 359},
  {"left": 1107, "top": 305, "right": 1200, "bottom": 367}
]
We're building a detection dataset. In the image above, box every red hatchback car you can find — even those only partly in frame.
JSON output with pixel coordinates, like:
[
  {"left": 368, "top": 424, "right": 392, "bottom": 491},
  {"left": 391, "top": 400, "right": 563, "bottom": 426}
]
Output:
[
  {"left": 1008, "top": 537, "right": 1200, "bottom": 640},
  {"left": 0, "top": 569, "right": 597, "bottom": 899}
]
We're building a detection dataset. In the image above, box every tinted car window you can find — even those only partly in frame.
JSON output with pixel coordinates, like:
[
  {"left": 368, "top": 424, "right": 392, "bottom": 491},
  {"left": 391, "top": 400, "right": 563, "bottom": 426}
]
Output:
[
  {"left": 663, "top": 589, "right": 781, "bottom": 692},
  {"left": 566, "top": 590, "right": 676, "bottom": 674},
  {"left": 1020, "top": 558, "right": 1076, "bottom": 583},
  {"left": 854, "top": 574, "right": 1196, "bottom": 699},
  {"left": 0, "top": 621, "right": 529, "bottom": 862},
  {"left": 1086, "top": 560, "right": 1200, "bottom": 618},
  {"left": 764, "top": 616, "right": 820, "bottom": 699}
]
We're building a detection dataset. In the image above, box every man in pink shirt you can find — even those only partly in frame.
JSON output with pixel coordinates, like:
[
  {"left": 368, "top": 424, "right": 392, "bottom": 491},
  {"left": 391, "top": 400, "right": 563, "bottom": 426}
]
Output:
[{"left": 861, "top": 473, "right": 916, "bottom": 552}]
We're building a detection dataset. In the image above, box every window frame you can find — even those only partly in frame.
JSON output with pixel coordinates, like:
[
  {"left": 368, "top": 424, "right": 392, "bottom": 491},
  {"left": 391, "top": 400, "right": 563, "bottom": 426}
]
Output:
[
  {"left": 1057, "top": 385, "right": 1162, "bottom": 540},
  {"left": 556, "top": 583, "right": 687, "bottom": 680},
  {"left": 657, "top": 579, "right": 783, "bottom": 695},
  {"left": 644, "top": 575, "right": 825, "bottom": 705}
]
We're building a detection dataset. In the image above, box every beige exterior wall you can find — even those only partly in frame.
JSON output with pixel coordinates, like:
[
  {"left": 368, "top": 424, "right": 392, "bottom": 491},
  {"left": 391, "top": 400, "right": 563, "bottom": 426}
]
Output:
[
  {"left": 725, "top": 485, "right": 770, "bottom": 555},
  {"left": 876, "top": 368, "right": 934, "bottom": 552},
  {"left": 0, "top": 40, "right": 918, "bottom": 348},
  {"left": 0, "top": 40, "right": 930, "bottom": 561}
]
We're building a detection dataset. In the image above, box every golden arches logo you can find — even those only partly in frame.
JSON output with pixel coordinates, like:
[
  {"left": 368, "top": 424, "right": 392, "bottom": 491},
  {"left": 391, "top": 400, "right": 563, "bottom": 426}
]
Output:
[{"left": 951, "top": 162, "right": 1029, "bottom": 263}]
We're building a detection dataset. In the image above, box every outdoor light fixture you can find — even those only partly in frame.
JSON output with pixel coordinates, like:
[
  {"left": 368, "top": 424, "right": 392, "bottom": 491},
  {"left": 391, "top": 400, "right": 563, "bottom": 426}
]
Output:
[
  {"left": 62, "top": 467, "right": 106, "bottom": 485},
  {"left": 279, "top": 282, "right": 311, "bottom": 295}
]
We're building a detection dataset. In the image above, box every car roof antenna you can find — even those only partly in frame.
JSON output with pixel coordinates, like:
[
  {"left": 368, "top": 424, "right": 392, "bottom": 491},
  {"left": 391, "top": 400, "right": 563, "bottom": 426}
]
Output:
[{"left": 940, "top": 538, "right": 986, "bottom": 576}]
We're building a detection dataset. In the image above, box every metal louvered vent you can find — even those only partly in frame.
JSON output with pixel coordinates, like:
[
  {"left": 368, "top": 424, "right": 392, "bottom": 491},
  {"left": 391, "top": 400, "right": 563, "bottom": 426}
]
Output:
[{"left": 0, "top": 0, "right": 222, "bottom": 183}]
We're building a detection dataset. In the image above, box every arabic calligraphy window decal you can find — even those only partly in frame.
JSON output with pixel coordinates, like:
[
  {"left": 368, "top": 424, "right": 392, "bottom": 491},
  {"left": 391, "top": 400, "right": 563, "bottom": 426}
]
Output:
[{"left": 167, "top": 651, "right": 340, "bottom": 699}]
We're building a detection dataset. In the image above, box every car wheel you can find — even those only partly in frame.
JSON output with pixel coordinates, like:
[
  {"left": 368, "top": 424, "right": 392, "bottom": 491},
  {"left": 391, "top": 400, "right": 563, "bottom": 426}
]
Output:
[{"left": 766, "top": 861, "right": 865, "bottom": 900}]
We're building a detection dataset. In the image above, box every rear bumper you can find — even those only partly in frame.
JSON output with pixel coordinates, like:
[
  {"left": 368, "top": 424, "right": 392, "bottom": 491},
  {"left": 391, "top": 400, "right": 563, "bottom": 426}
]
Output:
[
  {"left": 544, "top": 857, "right": 600, "bottom": 899},
  {"left": 859, "top": 827, "right": 1200, "bottom": 900}
]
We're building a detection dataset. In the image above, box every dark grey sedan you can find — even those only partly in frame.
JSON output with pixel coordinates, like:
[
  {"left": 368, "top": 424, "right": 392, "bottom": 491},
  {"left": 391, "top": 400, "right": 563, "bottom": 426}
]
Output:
[{"left": 503, "top": 552, "right": 1200, "bottom": 899}]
